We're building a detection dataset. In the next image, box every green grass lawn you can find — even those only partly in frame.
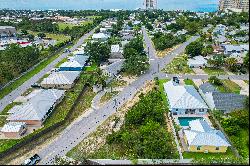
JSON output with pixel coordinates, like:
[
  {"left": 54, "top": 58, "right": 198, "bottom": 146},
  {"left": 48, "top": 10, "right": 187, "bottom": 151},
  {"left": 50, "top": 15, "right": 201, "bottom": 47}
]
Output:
[
  {"left": 84, "top": 63, "right": 98, "bottom": 72},
  {"left": 28, "top": 31, "right": 71, "bottom": 44},
  {"left": 80, "top": 20, "right": 93, "bottom": 26},
  {"left": 58, "top": 22, "right": 77, "bottom": 31},
  {"left": 203, "top": 67, "right": 227, "bottom": 75},
  {"left": 158, "top": 79, "right": 170, "bottom": 108},
  {"left": 0, "top": 116, "right": 7, "bottom": 127},
  {"left": 85, "top": 16, "right": 101, "bottom": 19},
  {"left": 106, "top": 80, "right": 127, "bottom": 88},
  {"left": 100, "top": 91, "right": 119, "bottom": 104},
  {"left": 184, "top": 79, "right": 198, "bottom": 89},
  {"left": 162, "top": 54, "right": 194, "bottom": 74},
  {"left": 213, "top": 80, "right": 241, "bottom": 94},
  {"left": 1, "top": 102, "right": 22, "bottom": 115},
  {"left": 183, "top": 148, "right": 235, "bottom": 159},
  {"left": 55, "top": 57, "right": 68, "bottom": 68}
]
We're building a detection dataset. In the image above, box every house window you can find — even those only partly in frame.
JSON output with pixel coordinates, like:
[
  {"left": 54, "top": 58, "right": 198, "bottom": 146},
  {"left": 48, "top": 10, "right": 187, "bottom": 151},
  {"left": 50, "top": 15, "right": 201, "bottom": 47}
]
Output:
[
  {"left": 197, "top": 146, "right": 201, "bottom": 150},
  {"left": 176, "top": 109, "right": 178, "bottom": 111},
  {"left": 199, "top": 109, "right": 204, "bottom": 112},
  {"left": 216, "top": 147, "right": 220, "bottom": 150}
]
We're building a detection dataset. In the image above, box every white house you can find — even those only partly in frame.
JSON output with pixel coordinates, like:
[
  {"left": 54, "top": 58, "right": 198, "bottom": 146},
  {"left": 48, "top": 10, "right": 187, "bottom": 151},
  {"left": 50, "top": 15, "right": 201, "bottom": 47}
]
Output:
[
  {"left": 163, "top": 80, "right": 208, "bottom": 115},
  {"left": 183, "top": 119, "right": 231, "bottom": 153},
  {"left": 92, "top": 33, "right": 109, "bottom": 41},
  {"left": 40, "top": 71, "right": 81, "bottom": 89},
  {"left": 188, "top": 56, "right": 208, "bottom": 68}
]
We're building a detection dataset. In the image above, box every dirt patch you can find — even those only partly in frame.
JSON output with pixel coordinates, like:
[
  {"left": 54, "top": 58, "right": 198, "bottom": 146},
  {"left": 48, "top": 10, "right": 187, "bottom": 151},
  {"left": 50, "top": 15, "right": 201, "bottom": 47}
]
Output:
[{"left": 156, "top": 45, "right": 180, "bottom": 58}]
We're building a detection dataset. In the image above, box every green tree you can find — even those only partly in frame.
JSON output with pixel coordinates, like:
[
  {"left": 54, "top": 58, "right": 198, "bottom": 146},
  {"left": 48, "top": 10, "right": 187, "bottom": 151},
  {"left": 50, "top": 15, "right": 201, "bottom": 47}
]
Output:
[
  {"left": 85, "top": 41, "right": 110, "bottom": 65},
  {"left": 37, "top": 33, "right": 46, "bottom": 38},
  {"left": 185, "top": 40, "right": 204, "bottom": 57},
  {"left": 208, "top": 76, "right": 223, "bottom": 86}
]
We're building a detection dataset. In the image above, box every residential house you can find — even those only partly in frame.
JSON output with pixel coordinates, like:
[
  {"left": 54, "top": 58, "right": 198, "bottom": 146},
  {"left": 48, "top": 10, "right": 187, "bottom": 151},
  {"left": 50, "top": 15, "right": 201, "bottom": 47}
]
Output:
[
  {"left": 0, "top": 26, "right": 16, "bottom": 38},
  {"left": 222, "top": 44, "right": 249, "bottom": 55},
  {"left": 92, "top": 33, "right": 109, "bottom": 41},
  {"left": 40, "top": 71, "right": 81, "bottom": 89},
  {"left": 7, "top": 89, "right": 65, "bottom": 126},
  {"left": 110, "top": 44, "right": 123, "bottom": 59},
  {"left": 183, "top": 119, "right": 231, "bottom": 153},
  {"left": 188, "top": 56, "right": 208, "bottom": 68},
  {"left": 163, "top": 80, "right": 209, "bottom": 115},
  {"left": 199, "top": 82, "right": 247, "bottom": 113},
  {"left": 100, "top": 59, "right": 125, "bottom": 82},
  {"left": 1, "top": 122, "right": 27, "bottom": 138},
  {"left": 59, "top": 55, "right": 89, "bottom": 71}
]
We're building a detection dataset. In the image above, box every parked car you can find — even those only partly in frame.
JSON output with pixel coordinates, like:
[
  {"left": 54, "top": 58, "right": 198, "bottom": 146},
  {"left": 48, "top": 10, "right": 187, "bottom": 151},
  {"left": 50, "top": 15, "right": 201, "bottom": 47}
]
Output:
[
  {"left": 31, "top": 83, "right": 41, "bottom": 88},
  {"left": 22, "top": 154, "right": 41, "bottom": 165}
]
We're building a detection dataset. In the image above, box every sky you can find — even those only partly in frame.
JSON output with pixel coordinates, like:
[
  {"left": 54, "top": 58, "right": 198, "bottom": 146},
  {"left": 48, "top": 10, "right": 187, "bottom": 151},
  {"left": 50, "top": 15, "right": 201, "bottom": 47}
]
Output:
[{"left": 0, "top": 0, "right": 219, "bottom": 12}]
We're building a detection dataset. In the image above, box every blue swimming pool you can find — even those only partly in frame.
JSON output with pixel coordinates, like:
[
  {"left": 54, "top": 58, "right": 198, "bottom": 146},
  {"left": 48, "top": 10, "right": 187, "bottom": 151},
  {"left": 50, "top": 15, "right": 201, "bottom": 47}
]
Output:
[{"left": 178, "top": 117, "right": 204, "bottom": 126}]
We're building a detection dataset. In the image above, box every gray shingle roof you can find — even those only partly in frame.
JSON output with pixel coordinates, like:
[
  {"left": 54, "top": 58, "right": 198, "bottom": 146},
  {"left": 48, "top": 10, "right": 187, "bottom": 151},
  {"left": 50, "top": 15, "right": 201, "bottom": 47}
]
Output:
[
  {"left": 212, "top": 92, "right": 246, "bottom": 112},
  {"left": 199, "top": 82, "right": 218, "bottom": 93},
  {"left": 199, "top": 83, "right": 247, "bottom": 112}
]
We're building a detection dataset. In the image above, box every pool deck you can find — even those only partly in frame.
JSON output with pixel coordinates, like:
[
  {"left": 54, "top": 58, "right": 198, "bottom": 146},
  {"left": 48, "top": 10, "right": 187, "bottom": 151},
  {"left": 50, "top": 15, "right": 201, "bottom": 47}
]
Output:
[{"left": 173, "top": 114, "right": 214, "bottom": 129}]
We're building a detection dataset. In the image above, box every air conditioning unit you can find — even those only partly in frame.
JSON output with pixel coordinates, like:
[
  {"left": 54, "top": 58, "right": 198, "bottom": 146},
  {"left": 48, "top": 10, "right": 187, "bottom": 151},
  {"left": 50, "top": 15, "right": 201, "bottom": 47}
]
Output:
[{"left": 204, "top": 150, "right": 209, "bottom": 153}]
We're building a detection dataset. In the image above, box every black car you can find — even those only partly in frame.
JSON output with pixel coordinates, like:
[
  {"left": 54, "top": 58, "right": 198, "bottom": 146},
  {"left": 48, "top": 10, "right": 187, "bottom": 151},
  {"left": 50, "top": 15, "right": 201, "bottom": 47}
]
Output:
[{"left": 22, "top": 154, "right": 41, "bottom": 165}]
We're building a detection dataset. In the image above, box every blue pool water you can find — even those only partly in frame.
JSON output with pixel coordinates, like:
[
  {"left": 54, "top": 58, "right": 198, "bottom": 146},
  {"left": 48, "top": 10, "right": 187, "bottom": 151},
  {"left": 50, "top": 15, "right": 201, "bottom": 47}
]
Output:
[{"left": 178, "top": 117, "right": 204, "bottom": 126}]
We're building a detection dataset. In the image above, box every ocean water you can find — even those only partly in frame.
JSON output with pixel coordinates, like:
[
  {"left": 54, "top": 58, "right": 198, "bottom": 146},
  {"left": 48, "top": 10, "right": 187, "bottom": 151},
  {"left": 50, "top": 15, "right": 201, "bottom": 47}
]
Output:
[{"left": 0, "top": 0, "right": 218, "bottom": 12}]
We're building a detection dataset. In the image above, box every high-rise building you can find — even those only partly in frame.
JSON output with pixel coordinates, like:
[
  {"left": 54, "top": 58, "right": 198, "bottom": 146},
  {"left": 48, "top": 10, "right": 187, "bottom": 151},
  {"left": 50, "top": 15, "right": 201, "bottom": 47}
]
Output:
[
  {"left": 219, "top": 0, "right": 249, "bottom": 12},
  {"left": 143, "top": 0, "right": 157, "bottom": 10}
]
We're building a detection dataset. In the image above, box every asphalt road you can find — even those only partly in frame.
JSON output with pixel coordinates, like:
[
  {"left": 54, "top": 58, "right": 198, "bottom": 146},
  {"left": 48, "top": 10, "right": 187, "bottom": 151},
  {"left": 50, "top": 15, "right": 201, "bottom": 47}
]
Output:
[
  {"left": 0, "top": 28, "right": 97, "bottom": 113},
  {"left": 37, "top": 27, "right": 200, "bottom": 165}
]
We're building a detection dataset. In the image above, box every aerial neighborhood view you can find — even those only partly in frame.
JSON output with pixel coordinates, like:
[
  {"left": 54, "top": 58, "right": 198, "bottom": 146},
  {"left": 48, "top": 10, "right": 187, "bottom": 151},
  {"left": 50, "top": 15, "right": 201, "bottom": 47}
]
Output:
[{"left": 0, "top": 0, "right": 249, "bottom": 165}]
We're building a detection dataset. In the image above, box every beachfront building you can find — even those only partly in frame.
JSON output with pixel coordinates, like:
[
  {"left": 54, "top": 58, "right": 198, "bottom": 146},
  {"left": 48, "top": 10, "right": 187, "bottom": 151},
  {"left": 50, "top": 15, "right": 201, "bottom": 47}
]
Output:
[
  {"left": 183, "top": 119, "right": 231, "bottom": 153},
  {"left": 163, "top": 80, "right": 209, "bottom": 115},
  {"left": 40, "top": 71, "right": 81, "bottom": 89},
  {"left": 7, "top": 89, "right": 65, "bottom": 126}
]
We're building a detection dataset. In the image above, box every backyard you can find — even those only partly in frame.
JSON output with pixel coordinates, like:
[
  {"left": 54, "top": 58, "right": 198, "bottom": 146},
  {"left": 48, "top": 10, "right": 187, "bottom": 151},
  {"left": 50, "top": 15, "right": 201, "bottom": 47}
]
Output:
[{"left": 210, "top": 79, "right": 241, "bottom": 94}]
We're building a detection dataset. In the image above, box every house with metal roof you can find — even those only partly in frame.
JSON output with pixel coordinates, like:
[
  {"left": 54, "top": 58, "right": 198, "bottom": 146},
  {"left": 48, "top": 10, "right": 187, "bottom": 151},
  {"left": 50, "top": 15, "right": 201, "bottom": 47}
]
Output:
[
  {"left": 7, "top": 89, "right": 65, "bottom": 126},
  {"left": 40, "top": 71, "right": 81, "bottom": 89},
  {"left": 92, "top": 33, "right": 109, "bottom": 41},
  {"left": 183, "top": 119, "right": 231, "bottom": 153},
  {"left": 188, "top": 56, "right": 208, "bottom": 68},
  {"left": 1, "top": 122, "right": 27, "bottom": 138},
  {"left": 199, "top": 82, "right": 247, "bottom": 113},
  {"left": 59, "top": 55, "right": 89, "bottom": 71},
  {"left": 163, "top": 80, "right": 209, "bottom": 115}
]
